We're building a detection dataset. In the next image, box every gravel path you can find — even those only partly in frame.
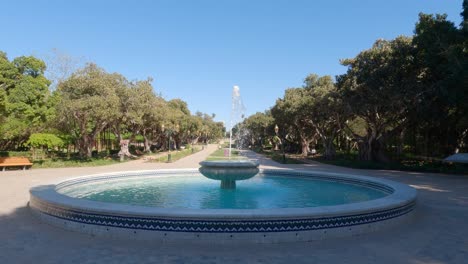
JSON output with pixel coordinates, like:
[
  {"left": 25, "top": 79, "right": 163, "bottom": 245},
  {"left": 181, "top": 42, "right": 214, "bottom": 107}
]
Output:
[{"left": 1, "top": 146, "right": 467, "bottom": 264}]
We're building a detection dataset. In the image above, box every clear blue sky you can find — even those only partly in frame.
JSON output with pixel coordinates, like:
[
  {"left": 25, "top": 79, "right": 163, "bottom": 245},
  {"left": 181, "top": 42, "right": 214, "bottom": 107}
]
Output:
[{"left": 1, "top": 0, "right": 463, "bottom": 127}]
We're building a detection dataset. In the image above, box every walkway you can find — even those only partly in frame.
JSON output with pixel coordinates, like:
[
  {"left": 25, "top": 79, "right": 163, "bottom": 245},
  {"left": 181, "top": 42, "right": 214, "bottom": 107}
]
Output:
[{"left": 0, "top": 146, "right": 467, "bottom": 263}]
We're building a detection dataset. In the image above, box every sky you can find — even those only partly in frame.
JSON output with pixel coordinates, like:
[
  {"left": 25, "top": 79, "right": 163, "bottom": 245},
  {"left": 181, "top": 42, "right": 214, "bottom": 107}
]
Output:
[{"left": 0, "top": 0, "right": 464, "bottom": 128}]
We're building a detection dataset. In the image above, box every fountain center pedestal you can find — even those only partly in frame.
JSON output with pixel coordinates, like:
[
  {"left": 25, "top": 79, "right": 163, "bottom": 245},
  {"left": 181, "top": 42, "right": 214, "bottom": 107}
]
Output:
[{"left": 199, "top": 160, "right": 260, "bottom": 189}]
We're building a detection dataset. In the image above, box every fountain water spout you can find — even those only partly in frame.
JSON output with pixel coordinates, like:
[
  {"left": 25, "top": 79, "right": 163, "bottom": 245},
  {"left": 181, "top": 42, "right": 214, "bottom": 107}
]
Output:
[{"left": 229, "top": 85, "right": 245, "bottom": 157}]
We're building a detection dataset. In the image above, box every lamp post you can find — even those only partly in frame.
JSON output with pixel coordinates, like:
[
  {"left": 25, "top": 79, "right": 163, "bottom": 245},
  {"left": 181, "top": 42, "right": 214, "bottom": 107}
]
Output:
[
  {"left": 274, "top": 124, "right": 279, "bottom": 151},
  {"left": 275, "top": 124, "right": 286, "bottom": 164},
  {"left": 188, "top": 129, "right": 194, "bottom": 153}
]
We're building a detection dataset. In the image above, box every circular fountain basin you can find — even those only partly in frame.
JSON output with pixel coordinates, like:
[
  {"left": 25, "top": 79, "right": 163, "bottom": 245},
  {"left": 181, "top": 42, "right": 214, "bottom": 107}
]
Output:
[{"left": 29, "top": 169, "right": 416, "bottom": 243}]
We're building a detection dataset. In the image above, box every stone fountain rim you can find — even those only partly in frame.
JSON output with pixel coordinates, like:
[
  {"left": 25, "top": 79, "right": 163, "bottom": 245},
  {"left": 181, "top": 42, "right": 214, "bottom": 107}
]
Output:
[{"left": 29, "top": 168, "right": 416, "bottom": 220}]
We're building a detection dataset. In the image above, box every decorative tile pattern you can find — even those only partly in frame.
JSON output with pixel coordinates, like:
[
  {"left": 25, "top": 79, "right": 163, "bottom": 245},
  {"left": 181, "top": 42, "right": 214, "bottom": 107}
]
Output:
[
  {"left": 30, "top": 169, "right": 416, "bottom": 238},
  {"left": 30, "top": 197, "right": 415, "bottom": 233}
]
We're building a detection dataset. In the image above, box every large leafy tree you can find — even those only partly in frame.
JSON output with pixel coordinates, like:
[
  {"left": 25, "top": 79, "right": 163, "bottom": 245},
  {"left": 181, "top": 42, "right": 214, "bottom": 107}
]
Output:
[
  {"left": 271, "top": 87, "right": 316, "bottom": 156},
  {"left": 269, "top": 74, "right": 346, "bottom": 159},
  {"left": 412, "top": 11, "right": 468, "bottom": 155},
  {"left": 303, "top": 74, "right": 346, "bottom": 159},
  {"left": 111, "top": 74, "right": 134, "bottom": 142},
  {"left": 131, "top": 80, "right": 166, "bottom": 152},
  {"left": 0, "top": 54, "right": 52, "bottom": 148},
  {"left": 242, "top": 111, "right": 274, "bottom": 147},
  {"left": 337, "top": 36, "right": 417, "bottom": 162},
  {"left": 0, "top": 53, "right": 10, "bottom": 122},
  {"left": 57, "top": 63, "right": 120, "bottom": 158}
]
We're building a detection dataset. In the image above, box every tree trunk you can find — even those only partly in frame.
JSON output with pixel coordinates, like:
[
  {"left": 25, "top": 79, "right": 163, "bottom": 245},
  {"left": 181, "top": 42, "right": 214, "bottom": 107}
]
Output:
[
  {"left": 322, "top": 139, "right": 336, "bottom": 160},
  {"left": 78, "top": 134, "right": 93, "bottom": 158},
  {"left": 396, "top": 129, "right": 405, "bottom": 159},
  {"left": 300, "top": 138, "right": 310, "bottom": 157},
  {"left": 143, "top": 130, "right": 151, "bottom": 152},
  {"left": 357, "top": 140, "right": 370, "bottom": 161},
  {"left": 357, "top": 134, "right": 389, "bottom": 163},
  {"left": 143, "top": 136, "right": 151, "bottom": 152},
  {"left": 115, "top": 126, "right": 122, "bottom": 143},
  {"left": 373, "top": 137, "right": 390, "bottom": 163}
]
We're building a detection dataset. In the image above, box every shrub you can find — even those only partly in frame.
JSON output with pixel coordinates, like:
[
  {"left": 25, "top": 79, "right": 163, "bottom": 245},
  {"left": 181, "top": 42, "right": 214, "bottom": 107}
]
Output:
[{"left": 27, "top": 133, "right": 64, "bottom": 149}]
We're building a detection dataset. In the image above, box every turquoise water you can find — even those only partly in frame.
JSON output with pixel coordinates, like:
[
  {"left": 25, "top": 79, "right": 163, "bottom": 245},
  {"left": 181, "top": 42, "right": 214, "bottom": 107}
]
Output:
[{"left": 59, "top": 174, "right": 388, "bottom": 209}]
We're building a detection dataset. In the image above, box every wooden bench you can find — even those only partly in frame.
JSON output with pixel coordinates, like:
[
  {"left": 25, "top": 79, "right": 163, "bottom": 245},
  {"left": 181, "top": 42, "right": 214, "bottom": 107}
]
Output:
[{"left": 0, "top": 157, "right": 33, "bottom": 171}]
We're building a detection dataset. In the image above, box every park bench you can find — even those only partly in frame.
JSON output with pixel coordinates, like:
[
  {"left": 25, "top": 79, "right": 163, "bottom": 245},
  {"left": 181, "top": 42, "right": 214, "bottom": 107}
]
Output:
[{"left": 0, "top": 157, "right": 33, "bottom": 171}]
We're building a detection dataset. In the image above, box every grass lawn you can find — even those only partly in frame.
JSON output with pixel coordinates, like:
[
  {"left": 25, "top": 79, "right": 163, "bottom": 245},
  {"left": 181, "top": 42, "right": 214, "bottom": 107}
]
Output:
[
  {"left": 205, "top": 147, "right": 245, "bottom": 161},
  {"left": 252, "top": 148, "right": 306, "bottom": 164},
  {"left": 32, "top": 157, "right": 123, "bottom": 168},
  {"left": 0, "top": 151, "right": 127, "bottom": 169},
  {"left": 149, "top": 146, "right": 202, "bottom": 163}
]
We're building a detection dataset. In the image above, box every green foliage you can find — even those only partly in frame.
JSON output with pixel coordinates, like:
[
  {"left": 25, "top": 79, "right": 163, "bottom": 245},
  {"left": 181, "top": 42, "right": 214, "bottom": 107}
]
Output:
[
  {"left": 32, "top": 157, "right": 121, "bottom": 168},
  {"left": 0, "top": 52, "right": 19, "bottom": 91},
  {"left": 411, "top": 12, "right": 467, "bottom": 155},
  {"left": 0, "top": 52, "right": 53, "bottom": 149},
  {"left": 0, "top": 49, "right": 225, "bottom": 163},
  {"left": 337, "top": 36, "right": 420, "bottom": 162},
  {"left": 0, "top": 151, "right": 31, "bottom": 158},
  {"left": 303, "top": 74, "right": 345, "bottom": 159},
  {"left": 13, "top": 56, "right": 46, "bottom": 77},
  {"left": 243, "top": 2, "right": 468, "bottom": 169},
  {"left": 241, "top": 111, "right": 274, "bottom": 147},
  {"left": 27, "top": 133, "right": 64, "bottom": 149},
  {"left": 57, "top": 63, "right": 121, "bottom": 158},
  {"left": 271, "top": 87, "right": 316, "bottom": 156},
  {"left": 309, "top": 153, "right": 468, "bottom": 175},
  {"left": 269, "top": 74, "right": 345, "bottom": 158}
]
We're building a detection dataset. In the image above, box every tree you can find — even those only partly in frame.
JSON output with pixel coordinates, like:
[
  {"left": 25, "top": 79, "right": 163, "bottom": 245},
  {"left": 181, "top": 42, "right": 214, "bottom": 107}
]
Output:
[
  {"left": 303, "top": 74, "right": 346, "bottom": 159},
  {"left": 338, "top": 36, "right": 417, "bottom": 162},
  {"left": 0, "top": 51, "right": 19, "bottom": 92},
  {"left": 0, "top": 54, "right": 52, "bottom": 149},
  {"left": 411, "top": 12, "right": 468, "bottom": 155},
  {"left": 111, "top": 74, "right": 134, "bottom": 143},
  {"left": 242, "top": 111, "right": 274, "bottom": 147},
  {"left": 57, "top": 63, "right": 120, "bottom": 158},
  {"left": 271, "top": 88, "right": 316, "bottom": 156},
  {"left": 129, "top": 81, "right": 166, "bottom": 152}
]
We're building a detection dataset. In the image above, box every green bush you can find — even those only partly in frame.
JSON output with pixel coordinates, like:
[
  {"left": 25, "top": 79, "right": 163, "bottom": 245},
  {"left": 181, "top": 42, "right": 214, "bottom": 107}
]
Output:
[{"left": 27, "top": 133, "right": 64, "bottom": 149}]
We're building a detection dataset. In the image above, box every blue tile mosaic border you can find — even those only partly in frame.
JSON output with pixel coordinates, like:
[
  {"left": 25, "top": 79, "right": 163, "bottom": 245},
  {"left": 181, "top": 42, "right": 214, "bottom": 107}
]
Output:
[
  {"left": 31, "top": 196, "right": 415, "bottom": 233},
  {"left": 30, "top": 169, "right": 417, "bottom": 240}
]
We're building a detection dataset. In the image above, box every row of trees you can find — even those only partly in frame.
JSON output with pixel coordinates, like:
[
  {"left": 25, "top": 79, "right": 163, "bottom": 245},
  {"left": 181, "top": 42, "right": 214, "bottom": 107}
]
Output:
[
  {"left": 0, "top": 56, "right": 224, "bottom": 158},
  {"left": 238, "top": 3, "right": 467, "bottom": 162}
]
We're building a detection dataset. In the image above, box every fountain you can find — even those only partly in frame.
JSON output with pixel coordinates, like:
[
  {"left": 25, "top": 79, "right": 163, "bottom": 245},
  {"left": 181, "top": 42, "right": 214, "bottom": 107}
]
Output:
[
  {"left": 229, "top": 85, "right": 245, "bottom": 157},
  {"left": 28, "top": 85, "right": 417, "bottom": 243},
  {"left": 197, "top": 85, "right": 259, "bottom": 189}
]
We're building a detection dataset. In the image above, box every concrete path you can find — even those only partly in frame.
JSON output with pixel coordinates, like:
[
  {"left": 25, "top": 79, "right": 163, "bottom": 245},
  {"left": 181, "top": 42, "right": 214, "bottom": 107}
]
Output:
[{"left": 1, "top": 146, "right": 467, "bottom": 264}]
